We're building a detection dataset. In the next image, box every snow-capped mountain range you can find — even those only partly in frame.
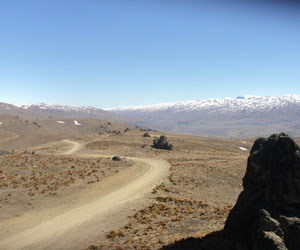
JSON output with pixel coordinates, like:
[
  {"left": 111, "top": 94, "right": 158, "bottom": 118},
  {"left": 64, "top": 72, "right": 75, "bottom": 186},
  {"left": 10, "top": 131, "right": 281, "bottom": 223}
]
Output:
[
  {"left": 107, "top": 95, "right": 300, "bottom": 114},
  {"left": 0, "top": 102, "right": 130, "bottom": 124},
  {"left": 15, "top": 102, "right": 128, "bottom": 123},
  {"left": 17, "top": 103, "right": 105, "bottom": 114},
  {"left": 2, "top": 95, "right": 300, "bottom": 138},
  {"left": 107, "top": 95, "right": 300, "bottom": 138},
  {"left": 13, "top": 94, "right": 300, "bottom": 117}
]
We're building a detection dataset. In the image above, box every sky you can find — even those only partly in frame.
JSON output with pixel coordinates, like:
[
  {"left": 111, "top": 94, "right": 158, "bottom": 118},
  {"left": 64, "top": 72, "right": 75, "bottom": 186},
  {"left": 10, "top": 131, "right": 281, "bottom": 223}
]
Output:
[{"left": 0, "top": 0, "right": 299, "bottom": 108}]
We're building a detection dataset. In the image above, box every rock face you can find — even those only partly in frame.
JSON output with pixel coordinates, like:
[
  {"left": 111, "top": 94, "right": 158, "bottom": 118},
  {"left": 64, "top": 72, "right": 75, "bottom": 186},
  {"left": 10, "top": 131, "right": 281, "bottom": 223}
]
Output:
[
  {"left": 224, "top": 133, "right": 300, "bottom": 250},
  {"left": 152, "top": 135, "right": 173, "bottom": 150}
]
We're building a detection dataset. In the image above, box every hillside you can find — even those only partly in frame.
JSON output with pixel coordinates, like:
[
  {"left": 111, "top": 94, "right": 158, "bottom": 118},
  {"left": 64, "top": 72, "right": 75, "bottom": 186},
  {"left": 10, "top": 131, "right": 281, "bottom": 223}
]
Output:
[
  {"left": 0, "top": 123, "right": 254, "bottom": 250},
  {"left": 0, "top": 101, "right": 134, "bottom": 151},
  {"left": 16, "top": 103, "right": 130, "bottom": 123},
  {"left": 0, "top": 102, "right": 130, "bottom": 123},
  {"left": 1, "top": 104, "right": 300, "bottom": 249},
  {"left": 107, "top": 95, "right": 300, "bottom": 138},
  {"left": 0, "top": 114, "right": 131, "bottom": 152}
]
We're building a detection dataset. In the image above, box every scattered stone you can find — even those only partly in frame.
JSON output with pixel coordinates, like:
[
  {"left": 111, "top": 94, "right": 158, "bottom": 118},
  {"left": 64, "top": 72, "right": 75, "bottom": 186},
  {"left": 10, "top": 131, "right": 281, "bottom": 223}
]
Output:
[
  {"left": 110, "top": 130, "right": 121, "bottom": 135},
  {"left": 112, "top": 156, "right": 121, "bottom": 161},
  {"left": 143, "top": 132, "right": 150, "bottom": 137},
  {"left": 140, "top": 128, "right": 152, "bottom": 132},
  {"left": 32, "top": 122, "right": 42, "bottom": 128},
  {"left": 152, "top": 135, "right": 173, "bottom": 150},
  {"left": 224, "top": 133, "right": 300, "bottom": 250},
  {"left": 0, "top": 150, "right": 11, "bottom": 156},
  {"left": 124, "top": 128, "right": 130, "bottom": 132}
]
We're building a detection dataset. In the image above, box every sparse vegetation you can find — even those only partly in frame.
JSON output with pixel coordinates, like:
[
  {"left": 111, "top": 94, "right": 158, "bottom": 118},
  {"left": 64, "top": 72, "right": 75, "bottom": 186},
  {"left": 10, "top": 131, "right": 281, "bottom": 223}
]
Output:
[
  {"left": 0, "top": 151, "right": 133, "bottom": 219},
  {"left": 0, "top": 120, "right": 260, "bottom": 250},
  {"left": 83, "top": 132, "right": 251, "bottom": 250}
]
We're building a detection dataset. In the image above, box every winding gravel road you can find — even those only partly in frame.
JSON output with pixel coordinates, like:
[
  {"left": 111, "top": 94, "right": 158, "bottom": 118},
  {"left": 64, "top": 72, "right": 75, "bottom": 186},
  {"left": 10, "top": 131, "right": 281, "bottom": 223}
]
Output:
[{"left": 0, "top": 140, "right": 169, "bottom": 250}]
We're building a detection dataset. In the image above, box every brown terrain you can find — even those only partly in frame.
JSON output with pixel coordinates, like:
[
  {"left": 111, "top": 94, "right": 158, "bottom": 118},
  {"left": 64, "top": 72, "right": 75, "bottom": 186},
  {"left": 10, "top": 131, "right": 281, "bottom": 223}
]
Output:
[{"left": 1, "top": 112, "right": 298, "bottom": 250}]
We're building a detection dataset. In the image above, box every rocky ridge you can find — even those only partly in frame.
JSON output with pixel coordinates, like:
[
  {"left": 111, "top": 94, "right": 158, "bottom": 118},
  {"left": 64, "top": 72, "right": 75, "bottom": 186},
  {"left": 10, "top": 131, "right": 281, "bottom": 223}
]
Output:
[
  {"left": 152, "top": 136, "right": 173, "bottom": 150},
  {"left": 162, "top": 133, "right": 300, "bottom": 250},
  {"left": 225, "top": 133, "right": 300, "bottom": 250}
]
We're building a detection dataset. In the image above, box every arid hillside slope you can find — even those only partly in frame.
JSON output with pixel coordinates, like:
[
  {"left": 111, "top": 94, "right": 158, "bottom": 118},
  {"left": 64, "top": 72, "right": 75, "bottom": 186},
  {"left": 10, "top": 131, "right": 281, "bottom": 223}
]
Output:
[
  {"left": 1, "top": 113, "right": 299, "bottom": 250},
  {"left": 0, "top": 114, "right": 132, "bottom": 151}
]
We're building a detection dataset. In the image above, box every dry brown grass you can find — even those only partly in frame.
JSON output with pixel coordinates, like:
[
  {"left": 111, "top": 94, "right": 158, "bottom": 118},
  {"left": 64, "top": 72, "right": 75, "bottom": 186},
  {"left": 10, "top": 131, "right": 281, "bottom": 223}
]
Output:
[
  {"left": 84, "top": 132, "right": 251, "bottom": 249},
  {"left": 0, "top": 151, "right": 133, "bottom": 218},
  {"left": 1, "top": 124, "right": 254, "bottom": 249}
]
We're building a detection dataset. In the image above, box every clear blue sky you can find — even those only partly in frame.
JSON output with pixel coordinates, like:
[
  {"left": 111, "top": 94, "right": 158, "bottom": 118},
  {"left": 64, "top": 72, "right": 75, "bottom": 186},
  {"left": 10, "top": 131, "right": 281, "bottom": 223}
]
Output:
[{"left": 1, "top": 0, "right": 299, "bottom": 108}]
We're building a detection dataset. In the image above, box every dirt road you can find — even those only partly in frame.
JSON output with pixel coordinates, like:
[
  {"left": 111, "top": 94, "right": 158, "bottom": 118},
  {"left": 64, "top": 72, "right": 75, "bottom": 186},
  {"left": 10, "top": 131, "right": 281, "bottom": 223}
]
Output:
[
  {"left": 61, "top": 139, "right": 82, "bottom": 155},
  {"left": 0, "top": 135, "right": 20, "bottom": 143},
  {"left": 0, "top": 140, "right": 169, "bottom": 250}
]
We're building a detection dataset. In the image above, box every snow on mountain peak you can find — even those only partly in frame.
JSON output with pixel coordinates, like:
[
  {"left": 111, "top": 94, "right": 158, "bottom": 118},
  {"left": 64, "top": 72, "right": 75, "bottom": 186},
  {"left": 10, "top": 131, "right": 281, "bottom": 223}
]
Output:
[
  {"left": 16, "top": 102, "right": 100, "bottom": 113},
  {"left": 14, "top": 94, "right": 300, "bottom": 115},
  {"left": 106, "top": 95, "right": 300, "bottom": 113}
]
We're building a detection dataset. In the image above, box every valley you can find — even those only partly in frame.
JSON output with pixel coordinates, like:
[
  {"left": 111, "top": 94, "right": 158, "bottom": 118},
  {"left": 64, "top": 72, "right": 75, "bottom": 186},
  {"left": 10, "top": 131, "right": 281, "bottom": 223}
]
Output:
[
  {"left": 2, "top": 1, "right": 299, "bottom": 248},
  {"left": 1, "top": 102, "right": 299, "bottom": 250},
  {"left": 0, "top": 114, "right": 257, "bottom": 249},
  {"left": 107, "top": 95, "right": 300, "bottom": 138}
]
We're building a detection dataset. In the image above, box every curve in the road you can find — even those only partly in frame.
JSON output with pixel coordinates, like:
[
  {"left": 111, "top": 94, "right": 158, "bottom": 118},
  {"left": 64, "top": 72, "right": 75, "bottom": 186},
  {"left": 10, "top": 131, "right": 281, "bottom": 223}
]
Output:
[
  {"left": 61, "top": 140, "right": 82, "bottom": 155},
  {"left": 0, "top": 140, "right": 169, "bottom": 250}
]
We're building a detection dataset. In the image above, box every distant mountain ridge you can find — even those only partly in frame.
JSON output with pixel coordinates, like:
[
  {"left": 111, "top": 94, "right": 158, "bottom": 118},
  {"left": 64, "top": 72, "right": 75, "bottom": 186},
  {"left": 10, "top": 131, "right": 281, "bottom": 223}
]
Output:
[
  {"left": 11, "top": 102, "right": 131, "bottom": 123},
  {"left": 18, "top": 103, "right": 101, "bottom": 113},
  {"left": 17, "top": 102, "right": 105, "bottom": 116},
  {"left": 0, "top": 102, "right": 133, "bottom": 151},
  {"left": 2, "top": 95, "right": 300, "bottom": 138},
  {"left": 0, "top": 102, "right": 131, "bottom": 127},
  {"left": 107, "top": 95, "right": 300, "bottom": 113},
  {"left": 106, "top": 95, "right": 300, "bottom": 138}
]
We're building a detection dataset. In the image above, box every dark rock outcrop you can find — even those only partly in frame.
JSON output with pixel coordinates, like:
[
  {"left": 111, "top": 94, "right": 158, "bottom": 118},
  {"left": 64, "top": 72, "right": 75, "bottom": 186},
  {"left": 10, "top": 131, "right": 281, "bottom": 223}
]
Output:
[
  {"left": 152, "top": 135, "right": 173, "bottom": 150},
  {"left": 161, "top": 231, "right": 235, "bottom": 250},
  {"left": 112, "top": 156, "right": 121, "bottom": 161},
  {"left": 224, "top": 133, "right": 300, "bottom": 250},
  {"left": 32, "top": 122, "right": 42, "bottom": 128},
  {"left": 143, "top": 132, "right": 150, "bottom": 137}
]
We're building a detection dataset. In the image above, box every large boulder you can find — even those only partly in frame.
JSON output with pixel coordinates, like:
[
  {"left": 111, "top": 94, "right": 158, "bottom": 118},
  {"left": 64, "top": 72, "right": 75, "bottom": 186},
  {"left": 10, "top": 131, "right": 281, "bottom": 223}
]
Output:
[
  {"left": 152, "top": 135, "right": 173, "bottom": 150},
  {"left": 112, "top": 156, "right": 121, "bottom": 161},
  {"left": 224, "top": 133, "right": 300, "bottom": 250}
]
